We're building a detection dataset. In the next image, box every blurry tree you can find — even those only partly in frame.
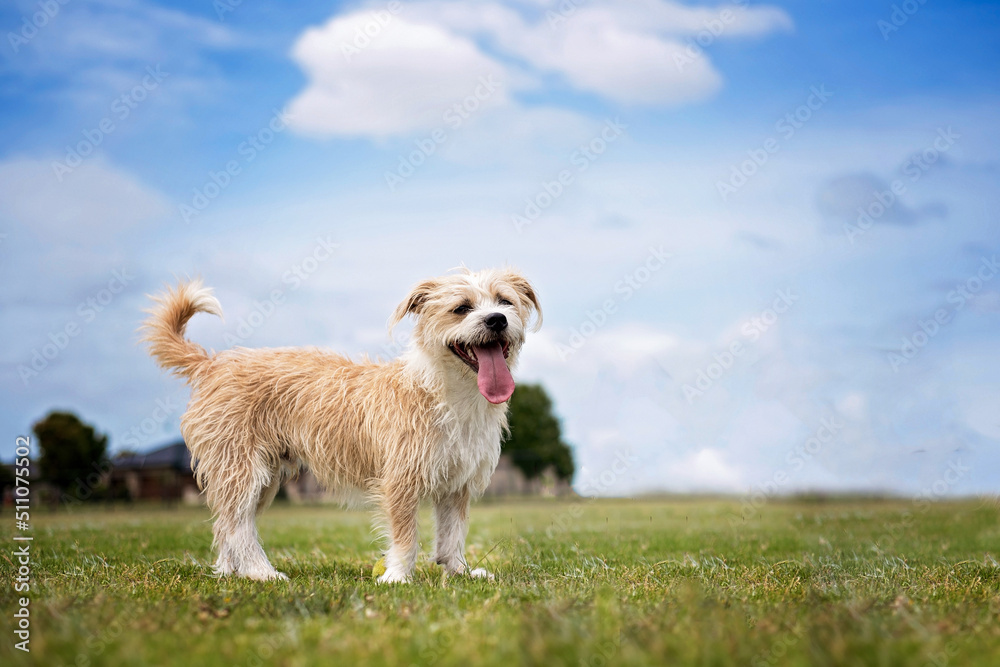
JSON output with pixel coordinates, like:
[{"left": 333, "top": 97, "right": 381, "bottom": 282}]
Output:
[
  {"left": 33, "top": 411, "right": 109, "bottom": 503},
  {"left": 502, "top": 384, "right": 574, "bottom": 481}
]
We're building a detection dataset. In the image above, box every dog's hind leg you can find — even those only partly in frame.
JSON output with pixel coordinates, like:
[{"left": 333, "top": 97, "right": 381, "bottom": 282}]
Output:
[
  {"left": 256, "top": 459, "right": 296, "bottom": 515},
  {"left": 256, "top": 475, "right": 282, "bottom": 516},
  {"left": 210, "top": 455, "right": 288, "bottom": 582}
]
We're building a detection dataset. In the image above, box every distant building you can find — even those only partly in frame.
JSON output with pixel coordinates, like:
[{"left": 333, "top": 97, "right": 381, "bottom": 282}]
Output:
[
  {"left": 480, "top": 454, "right": 573, "bottom": 498},
  {"left": 109, "top": 442, "right": 201, "bottom": 504},
  {"left": 0, "top": 462, "right": 54, "bottom": 507},
  {"left": 109, "top": 440, "right": 572, "bottom": 504}
]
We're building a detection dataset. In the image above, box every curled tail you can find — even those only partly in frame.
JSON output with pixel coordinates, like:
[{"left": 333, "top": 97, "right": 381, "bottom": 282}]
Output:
[{"left": 141, "top": 280, "right": 223, "bottom": 381}]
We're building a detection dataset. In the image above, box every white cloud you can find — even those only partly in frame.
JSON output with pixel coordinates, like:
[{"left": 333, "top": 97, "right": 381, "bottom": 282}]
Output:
[
  {"left": 0, "top": 157, "right": 170, "bottom": 243},
  {"left": 558, "top": 0, "right": 793, "bottom": 37},
  {"left": 836, "top": 392, "right": 868, "bottom": 421},
  {"left": 522, "top": 324, "right": 684, "bottom": 379},
  {"left": 412, "top": 0, "right": 791, "bottom": 104},
  {"left": 5, "top": 0, "right": 237, "bottom": 67},
  {"left": 2, "top": 0, "right": 241, "bottom": 115},
  {"left": 656, "top": 447, "right": 743, "bottom": 492},
  {"left": 435, "top": 105, "right": 595, "bottom": 167},
  {"left": 961, "top": 390, "right": 1000, "bottom": 440},
  {"left": 472, "top": 5, "right": 723, "bottom": 106},
  {"left": 287, "top": 11, "right": 513, "bottom": 137},
  {"left": 286, "top": 0, "right": 793, "bottom": 137}
]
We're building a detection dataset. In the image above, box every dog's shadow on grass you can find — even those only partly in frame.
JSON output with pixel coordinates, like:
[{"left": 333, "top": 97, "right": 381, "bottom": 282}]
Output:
[
  {"left": 275, "top": 559, "right": 372, "bottom": 584},
  {"left": 272, "top": 559, "right": 504, "bottom": 590}
]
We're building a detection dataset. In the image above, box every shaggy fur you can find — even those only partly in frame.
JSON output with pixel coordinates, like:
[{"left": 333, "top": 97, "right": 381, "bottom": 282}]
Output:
[{"left": 140, "top": 268, "right": 541, "bottom": 583}]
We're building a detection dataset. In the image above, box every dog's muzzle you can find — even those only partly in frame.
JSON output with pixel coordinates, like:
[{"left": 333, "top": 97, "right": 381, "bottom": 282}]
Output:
[{"left": 449, "top": 339, "right": 515, "bottom": 404}]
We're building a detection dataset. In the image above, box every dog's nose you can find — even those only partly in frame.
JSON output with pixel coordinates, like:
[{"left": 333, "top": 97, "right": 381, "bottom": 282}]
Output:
[{"left": 484, "top": 312, "right": 508, "bottom": 332}]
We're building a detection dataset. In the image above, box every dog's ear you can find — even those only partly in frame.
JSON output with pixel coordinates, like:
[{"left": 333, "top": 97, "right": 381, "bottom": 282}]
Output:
[
  {"left": 502, "top": 270, "right": 542, "bottom": 332},
  {"left": 388, "top": 278, "right": 441, "bottom": 332}
]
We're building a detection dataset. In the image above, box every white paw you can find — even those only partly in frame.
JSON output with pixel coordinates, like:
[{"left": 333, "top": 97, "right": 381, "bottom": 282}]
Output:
[
  {"left": 377, "top": 569, "right": 411, "bottom": 584},
  {"left": 246, "top": 568, "right": 288, "bottom": 582},
  {"left": 468, "top": 568, "right": 494, "bottom": 580}
]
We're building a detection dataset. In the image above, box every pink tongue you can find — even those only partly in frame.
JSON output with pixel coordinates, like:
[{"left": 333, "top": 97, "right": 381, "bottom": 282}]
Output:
[{"left": 474, "top": 343, "right": 515, "bottom": 404}]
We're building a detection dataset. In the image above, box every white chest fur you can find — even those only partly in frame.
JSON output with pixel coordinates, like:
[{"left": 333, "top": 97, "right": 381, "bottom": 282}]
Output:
[
  {"left": 434, "top": 392, "right": 506, "bottom": 497},
  {"left": 403, "top": 347, "right": 510, "bottom": 498}
]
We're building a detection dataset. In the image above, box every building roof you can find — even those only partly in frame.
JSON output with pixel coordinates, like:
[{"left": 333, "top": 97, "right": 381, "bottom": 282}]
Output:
[{"left": 113, "top": 441, "right": 192, "bottom": 472}]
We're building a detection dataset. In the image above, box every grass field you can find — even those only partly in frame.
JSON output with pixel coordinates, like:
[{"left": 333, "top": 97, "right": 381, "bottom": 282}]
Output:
[{"left": 2, "top": 497, "right": 999, "bottom": 666}]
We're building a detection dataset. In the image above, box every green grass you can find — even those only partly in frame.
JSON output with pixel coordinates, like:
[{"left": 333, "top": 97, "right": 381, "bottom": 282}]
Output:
[{"left": 2, "top": 497, "right": 999, "bottom": 666}]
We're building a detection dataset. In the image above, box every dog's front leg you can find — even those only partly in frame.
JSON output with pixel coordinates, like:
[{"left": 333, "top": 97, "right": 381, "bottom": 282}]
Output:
[
  {"left": 433, "top": 487, "right": 492, "bottom": 579},
  {"left": 378, "top": 480, "right": 420, "bottom": 584}
]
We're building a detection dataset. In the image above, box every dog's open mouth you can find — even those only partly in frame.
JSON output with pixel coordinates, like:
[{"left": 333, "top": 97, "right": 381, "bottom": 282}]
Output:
[
  {"left": 449, "top": 341, "right": 510, "bottom": 372},
  {"left": 449, "top": 341, "right": 514, "bottom": 404}
]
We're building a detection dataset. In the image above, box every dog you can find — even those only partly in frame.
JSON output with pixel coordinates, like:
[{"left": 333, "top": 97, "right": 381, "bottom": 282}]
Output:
[{"left": 141, "top": 267, "right": 541, "bottom": 583}]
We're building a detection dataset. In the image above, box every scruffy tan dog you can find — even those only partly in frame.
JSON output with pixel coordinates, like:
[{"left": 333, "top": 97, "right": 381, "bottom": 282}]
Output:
[{"left": 141, "top": 268, "right": 540, "bottom": 583}]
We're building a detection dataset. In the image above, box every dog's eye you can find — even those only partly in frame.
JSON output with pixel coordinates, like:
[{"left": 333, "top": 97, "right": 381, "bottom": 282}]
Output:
[
  {"left": 453, "top": 305, "right": 472, "bottom": 315},
  {"left": 498, "top": 298, "right": 513, "bottom": 307}
]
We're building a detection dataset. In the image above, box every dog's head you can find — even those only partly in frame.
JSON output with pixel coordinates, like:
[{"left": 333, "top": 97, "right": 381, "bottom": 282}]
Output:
[{"left": 389, "top": 268, "right": 541, "bottom": 404}]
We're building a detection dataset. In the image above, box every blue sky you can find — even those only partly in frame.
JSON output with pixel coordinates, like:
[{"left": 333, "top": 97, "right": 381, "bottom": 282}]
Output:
[{"left": 1, "top": 0, "right": 998, "bottom": 497}]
